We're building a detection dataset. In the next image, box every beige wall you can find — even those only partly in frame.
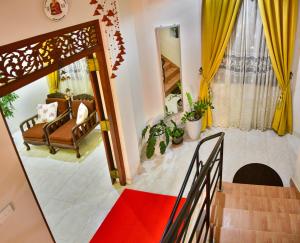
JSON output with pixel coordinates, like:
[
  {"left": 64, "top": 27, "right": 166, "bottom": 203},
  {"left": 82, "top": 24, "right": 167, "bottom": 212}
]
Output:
[
  {"left": 0, "top": 114, "right": 53, "bottom": 243},
  {"left": 158, "top": 27, "right": 181, "bottom": 67}
]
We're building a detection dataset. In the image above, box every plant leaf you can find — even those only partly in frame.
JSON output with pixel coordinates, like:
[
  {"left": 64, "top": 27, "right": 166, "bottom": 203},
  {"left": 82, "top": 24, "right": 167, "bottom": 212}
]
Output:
[
  {"left": 186, "top": 92, "right": 193, "bottom": 110},
  {"left": 142, "top": 125, "right": 149, "bottom": 139},
  {"left": 146, "top": 135, "right": 156, "bottom": 159},
  {"left": 159, "top": 141, "right": 167, "bottom": 154}
]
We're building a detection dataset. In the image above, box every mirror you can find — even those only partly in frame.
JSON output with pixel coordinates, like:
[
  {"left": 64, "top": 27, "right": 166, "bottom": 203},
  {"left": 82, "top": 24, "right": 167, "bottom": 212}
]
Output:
[{"left": 156, "top": 25, "right": 183, "bottom": 116}]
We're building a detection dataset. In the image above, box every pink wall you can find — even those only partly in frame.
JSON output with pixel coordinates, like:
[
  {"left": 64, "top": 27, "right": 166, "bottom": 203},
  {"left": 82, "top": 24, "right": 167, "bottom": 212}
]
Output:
[{"left": 0, "top": 114, "right": 53, "bottom": 243}]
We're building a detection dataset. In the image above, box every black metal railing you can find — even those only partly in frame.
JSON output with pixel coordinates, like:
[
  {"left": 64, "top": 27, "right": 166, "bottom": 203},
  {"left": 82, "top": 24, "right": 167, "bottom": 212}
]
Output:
[{"left": 161, "top": 132, "right": 225, "bottom": 243}]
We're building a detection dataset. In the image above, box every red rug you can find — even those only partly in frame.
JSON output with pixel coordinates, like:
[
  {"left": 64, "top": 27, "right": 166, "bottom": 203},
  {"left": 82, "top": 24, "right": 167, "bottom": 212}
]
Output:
[{"left": 90, "top": 189, "right": 185, "bottom": 243}]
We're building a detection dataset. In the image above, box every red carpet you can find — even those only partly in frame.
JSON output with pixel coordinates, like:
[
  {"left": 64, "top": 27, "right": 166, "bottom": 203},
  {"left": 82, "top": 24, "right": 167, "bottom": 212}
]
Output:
[{"left": 90, "top": 189, "right": 185, "bottom": 243}]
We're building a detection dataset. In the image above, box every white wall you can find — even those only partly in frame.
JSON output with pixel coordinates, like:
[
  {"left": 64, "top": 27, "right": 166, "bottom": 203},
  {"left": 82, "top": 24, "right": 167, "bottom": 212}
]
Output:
[
  {"left": 115, "top": 0, "right": 201, "bottom": 179},
  {"left": 6, "top": 78, "right": 49, "bottom": 134},
  {"left": 0, "top": 0, "right": 96, "bottom": 45},
  {"left": 119, "top": 0, "right": 201, "bottom": 135},
  {"left": 158, "top": 27, "right": 182, "bottom": 67}
]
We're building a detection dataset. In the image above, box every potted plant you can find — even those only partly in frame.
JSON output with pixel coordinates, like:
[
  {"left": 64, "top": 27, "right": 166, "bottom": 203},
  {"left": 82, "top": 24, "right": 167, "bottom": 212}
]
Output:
[
  {"left": 142, "top": 120, "right": 171, "bottom": 159},
  {"left": 0, "top": 93, "right": 19, "bottom": 118},
  {"left": 170, "top": 120, "right": 184, "bottom": 145},
  {"left": 181, "top": 92, "right": 212, "bottom": 140}
]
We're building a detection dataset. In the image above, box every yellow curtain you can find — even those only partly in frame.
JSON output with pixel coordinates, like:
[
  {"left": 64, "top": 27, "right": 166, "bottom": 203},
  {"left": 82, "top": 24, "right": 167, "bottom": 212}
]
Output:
[
  {"left": 258, "top": 0, "right": 298, "bottom": 136},
  {"left": 200, "top": 0, "right": 242, "bottom": 130},
  {"left": 47, "top": 71, "right": 59, "bottom": 94}
]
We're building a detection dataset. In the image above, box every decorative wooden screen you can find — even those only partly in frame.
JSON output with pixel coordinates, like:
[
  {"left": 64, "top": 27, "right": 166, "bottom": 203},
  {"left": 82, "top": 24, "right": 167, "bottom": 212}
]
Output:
[{"left": 0, "top": 20, "right": 100, "bottom": 96}]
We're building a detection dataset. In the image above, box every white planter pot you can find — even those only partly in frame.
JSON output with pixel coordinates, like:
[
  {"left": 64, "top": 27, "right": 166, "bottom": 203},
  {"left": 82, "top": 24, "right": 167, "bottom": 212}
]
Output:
[{"left": 186, "top": 119, "right": 202, "bottom": 140}]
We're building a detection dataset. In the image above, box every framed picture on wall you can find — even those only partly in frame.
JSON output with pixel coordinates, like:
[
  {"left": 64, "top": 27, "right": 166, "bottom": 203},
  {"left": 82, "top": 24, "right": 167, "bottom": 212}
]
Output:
[{"left": 44, "top": 0, "right": 69, "bottom": 21}]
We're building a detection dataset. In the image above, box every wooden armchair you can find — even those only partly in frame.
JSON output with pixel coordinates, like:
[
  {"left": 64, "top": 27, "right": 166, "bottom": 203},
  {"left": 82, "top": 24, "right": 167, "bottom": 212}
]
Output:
[
  {"left": 46, "top": 95, "right": 98, "bottom": 158},
  {"left": 20, "top": 94, "right": 69, "bottom": 152}
]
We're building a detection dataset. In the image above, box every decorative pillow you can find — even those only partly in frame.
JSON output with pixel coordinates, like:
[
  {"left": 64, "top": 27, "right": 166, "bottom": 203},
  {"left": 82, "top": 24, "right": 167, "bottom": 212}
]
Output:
[
  {"left": 36, "top": 102, "right": 58, "bottom": 124},
  {"left": 76, "top": 103, "right": 89, "bottom": 125}
]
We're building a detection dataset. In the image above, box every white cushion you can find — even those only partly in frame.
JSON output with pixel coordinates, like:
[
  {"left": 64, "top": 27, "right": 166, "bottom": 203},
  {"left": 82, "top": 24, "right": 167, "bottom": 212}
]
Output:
[
  {"left": 36, "top": 102, "right": 58, "bottom": 124},
  {"left": 76, "top": 103, "right": 89, "bottom": 125}
]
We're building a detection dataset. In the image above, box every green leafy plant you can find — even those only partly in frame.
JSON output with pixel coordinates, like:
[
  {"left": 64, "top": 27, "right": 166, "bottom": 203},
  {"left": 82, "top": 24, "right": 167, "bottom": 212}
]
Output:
[
  {"left": 142, "top": 120, "right": 171, "bottom": 159},
  {"left": 181, "top": 92, "right": 213, "bottom": 123},
  {"left": 170, "top": 120, "right": 184, "bottom": 138},
  {"left": 0, "top": 93, "right": 19, "bottom": 118}
]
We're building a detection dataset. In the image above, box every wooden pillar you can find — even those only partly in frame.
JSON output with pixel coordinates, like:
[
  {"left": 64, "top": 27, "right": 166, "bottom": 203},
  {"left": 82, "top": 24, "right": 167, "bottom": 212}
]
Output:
[
  {"left": 93, "top": 26, "right": 127, "bottom": 185},
  {"left": 89, "top": 55, "right": 117, "bottom": 184}
]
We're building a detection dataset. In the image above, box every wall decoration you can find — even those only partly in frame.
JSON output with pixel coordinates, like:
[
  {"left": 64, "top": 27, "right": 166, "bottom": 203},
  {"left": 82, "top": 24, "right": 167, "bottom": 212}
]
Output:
[
  {"left": 0, "top": 25, "right": 97, "bottom": 86},
  {"left": 44, "top": 0, "right": 69, "bottom": 21},
  {"left": 88, "top": 0, "right": 126, "bottom": 79}
]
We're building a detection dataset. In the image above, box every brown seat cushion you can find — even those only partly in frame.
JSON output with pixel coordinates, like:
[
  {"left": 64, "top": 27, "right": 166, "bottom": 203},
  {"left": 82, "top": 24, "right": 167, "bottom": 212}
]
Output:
[
  {"left": 72, "top": 100, "right": 95, "bottom": 118},
  {"left": 46, "top": 98, "right": 69, "bottom": 115},
  {"left": 22, "top": 123, "right": 47, "bottom": 141},
  {"left": 49, "top": 119, "right": 77, "bottom": 145}
]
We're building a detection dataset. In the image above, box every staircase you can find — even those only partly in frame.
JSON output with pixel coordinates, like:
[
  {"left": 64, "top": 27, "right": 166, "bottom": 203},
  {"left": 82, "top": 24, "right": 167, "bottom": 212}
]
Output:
[
  {"left": 211, "top": 182, "right": 300, "bottom": 243},
  {"left": 161, "top": 55, "right": 180, "bottom": 96}
]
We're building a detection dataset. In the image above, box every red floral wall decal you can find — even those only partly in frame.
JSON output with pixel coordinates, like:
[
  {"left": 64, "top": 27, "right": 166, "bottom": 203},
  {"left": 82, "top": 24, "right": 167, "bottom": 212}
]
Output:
[{"left": 88, "top": 0, "right": 126, "bottom": 79}]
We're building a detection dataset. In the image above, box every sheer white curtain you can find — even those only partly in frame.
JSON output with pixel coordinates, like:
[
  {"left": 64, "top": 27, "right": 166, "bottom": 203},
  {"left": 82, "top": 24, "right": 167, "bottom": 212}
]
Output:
[
  {"left": 211, "top": 0, "right": 280, "bottom": 131},
  {"left": 59, "top": 58, "right": 93, "bottom": 95}
]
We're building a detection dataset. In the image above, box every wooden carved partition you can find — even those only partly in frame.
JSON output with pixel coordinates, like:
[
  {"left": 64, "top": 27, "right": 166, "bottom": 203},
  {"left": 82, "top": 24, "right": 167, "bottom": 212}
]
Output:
[
  {"left": 0, "top": 21, "right": 99, "bottom": 96},
  {"left": 0, "top": 20, "right": 126, "bottom": 185}
]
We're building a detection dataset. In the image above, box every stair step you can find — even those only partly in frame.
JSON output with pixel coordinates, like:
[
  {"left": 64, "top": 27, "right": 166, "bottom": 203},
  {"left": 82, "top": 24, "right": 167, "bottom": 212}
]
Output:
[
  {"left": 215, "top": 208, "right": 300, "bottom": 234},
  {"left": 164, "top": 75, "right": 180, "bottom": 95},
  {"left": 214, "top": 227, "right": 300, "bottom": 243},
  {"left": 165, "top": 67, "right": 180, "bottom": 80},
  {"left": 214, "top": 192, "right": 300, "bottom": 214},
  {"left": 222, "top": 182, "right": 298, "bottom": 199},
  {"left": 163, "top": 62, "right": 173, "bottom": 71}
]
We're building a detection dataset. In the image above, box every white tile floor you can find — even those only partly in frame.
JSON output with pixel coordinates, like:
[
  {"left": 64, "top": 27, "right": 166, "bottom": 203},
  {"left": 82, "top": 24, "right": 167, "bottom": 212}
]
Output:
[{"left": 12, "top": 127, "right": 299, "bottom": 243}]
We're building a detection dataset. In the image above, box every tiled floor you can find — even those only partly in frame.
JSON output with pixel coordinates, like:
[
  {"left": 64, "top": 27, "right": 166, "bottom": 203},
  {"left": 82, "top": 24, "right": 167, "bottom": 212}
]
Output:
[{"left": 12, "top": 127, "right": 299, "bottom": 243}]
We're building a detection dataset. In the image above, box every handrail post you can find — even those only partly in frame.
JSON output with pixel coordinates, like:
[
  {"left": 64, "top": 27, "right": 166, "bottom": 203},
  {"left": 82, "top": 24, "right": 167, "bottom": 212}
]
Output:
[
  {"left": 206, "top": 168, "right": 211, "bottom": 240},
  {"left": 219, "top": 140, "right": 224, "bottom": 191}
]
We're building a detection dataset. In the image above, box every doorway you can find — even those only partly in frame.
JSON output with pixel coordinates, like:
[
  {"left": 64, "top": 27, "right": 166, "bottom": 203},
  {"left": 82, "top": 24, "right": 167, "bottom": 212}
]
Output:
[{"left": 0, "top": 20, "right": 126, "bottom": 242}]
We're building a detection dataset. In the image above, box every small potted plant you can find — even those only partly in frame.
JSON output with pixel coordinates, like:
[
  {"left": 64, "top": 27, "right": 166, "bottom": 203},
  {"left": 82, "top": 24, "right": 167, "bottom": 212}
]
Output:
[
  {"left": 142, "top": 120, "right": 171, "bottom": 159},
  {"left": 170, "top": 120, "right": 184, "bottom": 145},
  {"left": 181, "top": 92, "right": 213, "bottom": 140}
]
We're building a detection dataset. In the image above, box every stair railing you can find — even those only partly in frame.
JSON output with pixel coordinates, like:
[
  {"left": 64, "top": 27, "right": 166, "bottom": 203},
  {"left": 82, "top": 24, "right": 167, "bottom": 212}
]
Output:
[{"left": 161, "top": 132, "right": 225, "bottom": 243}]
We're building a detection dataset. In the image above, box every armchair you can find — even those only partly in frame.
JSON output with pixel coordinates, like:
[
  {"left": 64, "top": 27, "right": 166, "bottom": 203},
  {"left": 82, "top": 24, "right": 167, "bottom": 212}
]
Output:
[
  {"left": 47, "top": 95, "right": 98, "bottom": 158},
  {"left": 20, "top": 95, "right": 69, "bottom": 152}
]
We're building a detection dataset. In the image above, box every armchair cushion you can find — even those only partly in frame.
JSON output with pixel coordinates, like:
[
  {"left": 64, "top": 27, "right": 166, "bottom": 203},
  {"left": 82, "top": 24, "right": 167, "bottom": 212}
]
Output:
[
  {"left": 22, "top": 123, "right": 47, "bottom": 141},
  {"left": 72, "top": 100, "right": 95, "bottom": 117},
  {"left": 46, "top": 98, "right": 69, "bottom": 115},
  {"left": 76, "top": 103, "right": 89, "bottom": 125},
  {"left": 49, "top": 119, "right": 77, "bottom": 145},
  {"left": 36, "top": 102, "right": 58, "bottom": 123}
]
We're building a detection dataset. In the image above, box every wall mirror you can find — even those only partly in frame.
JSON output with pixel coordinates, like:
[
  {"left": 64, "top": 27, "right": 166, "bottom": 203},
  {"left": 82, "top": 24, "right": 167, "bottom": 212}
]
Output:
[{"left": 156, "top": 25, "right": 183, "bottom": 116}]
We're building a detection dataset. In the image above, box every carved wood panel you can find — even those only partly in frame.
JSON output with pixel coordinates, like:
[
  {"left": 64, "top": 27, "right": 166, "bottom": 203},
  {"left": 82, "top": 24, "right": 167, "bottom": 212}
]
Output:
[{"left": 0, "top": 24, "right": 98, "bottom": 88}]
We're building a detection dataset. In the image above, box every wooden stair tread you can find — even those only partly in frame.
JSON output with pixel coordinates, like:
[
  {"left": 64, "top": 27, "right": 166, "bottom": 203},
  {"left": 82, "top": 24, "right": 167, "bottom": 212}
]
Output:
[
  {"left": 165, "top": 68, "right": 180, "bottom": 80},
  {"left": 214, "top": 192, "right": 300, "bottom": 214},
  {"left": 164, "top": 75, "right": 180, "bottom": 91},
  {"left": 222, "top": 182, "right": 297, "bottom": 199},
  {"left": 214, "top": 227, "right": 300, "bottom": 243},
  {"left": 215, "top": 207, "right": 300, "bottom": 234},
  {"left": 162, "top": 55, "right": 180, "bottom": 95}
]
